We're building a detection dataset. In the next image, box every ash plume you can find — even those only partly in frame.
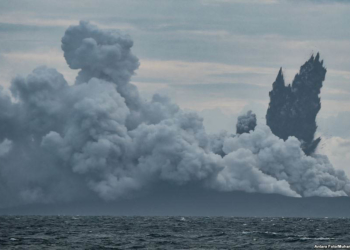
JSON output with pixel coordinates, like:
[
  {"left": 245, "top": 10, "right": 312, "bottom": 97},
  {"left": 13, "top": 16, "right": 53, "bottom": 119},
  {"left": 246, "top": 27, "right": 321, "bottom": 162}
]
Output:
[
  {"left": 0, "top": 21, "right": 348, "bottom": 208},
  {"left": 266, "top": 54, "right": 326, "bottom": 155},
  {"left": 236, "top": 111, "right": 257, "bottom": 135}
]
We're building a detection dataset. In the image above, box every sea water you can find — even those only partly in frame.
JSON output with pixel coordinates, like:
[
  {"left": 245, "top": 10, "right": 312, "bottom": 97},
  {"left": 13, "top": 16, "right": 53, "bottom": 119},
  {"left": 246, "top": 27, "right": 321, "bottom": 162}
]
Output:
[{"left": 1, "top": 216, "right": 349, "bottom": 249}]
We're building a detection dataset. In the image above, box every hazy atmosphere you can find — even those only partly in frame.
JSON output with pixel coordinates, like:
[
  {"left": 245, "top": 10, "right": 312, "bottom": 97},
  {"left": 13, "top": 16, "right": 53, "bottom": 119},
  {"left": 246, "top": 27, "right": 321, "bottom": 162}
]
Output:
[{"left": 1, "top": 0, "right": 350, "bottom": 214}]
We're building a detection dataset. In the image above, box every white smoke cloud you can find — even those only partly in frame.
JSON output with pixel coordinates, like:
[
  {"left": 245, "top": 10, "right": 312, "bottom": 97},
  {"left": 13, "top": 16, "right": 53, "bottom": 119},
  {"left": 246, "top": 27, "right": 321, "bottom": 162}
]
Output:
[
  {"left": 0, "top": 21, "right": 349, "bottom": 207},
  {"left": 223, "top": 125, "right": 350, "bottom": 197}
]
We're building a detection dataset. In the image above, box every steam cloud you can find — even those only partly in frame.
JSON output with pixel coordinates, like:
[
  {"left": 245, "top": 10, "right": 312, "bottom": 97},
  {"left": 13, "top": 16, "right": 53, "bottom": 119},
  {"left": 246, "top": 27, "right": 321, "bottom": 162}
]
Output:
[{"left": 0, "top": 21, "right": 349, "bottom": 207}]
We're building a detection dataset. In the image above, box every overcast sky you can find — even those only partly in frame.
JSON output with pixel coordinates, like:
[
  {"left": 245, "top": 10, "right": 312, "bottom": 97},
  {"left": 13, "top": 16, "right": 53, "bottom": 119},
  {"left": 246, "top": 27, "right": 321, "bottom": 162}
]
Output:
[
  {"left": 1, "top": 0, "right": 350, "bottom": 127},
  {"left": 1, "top": 0, "right": 350, "bottom": 177}
]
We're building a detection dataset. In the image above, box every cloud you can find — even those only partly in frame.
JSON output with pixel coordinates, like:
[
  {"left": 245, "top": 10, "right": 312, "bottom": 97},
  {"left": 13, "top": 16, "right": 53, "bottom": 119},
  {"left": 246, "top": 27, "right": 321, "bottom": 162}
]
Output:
[
  {"left": 298, "top": 0, "right": 350, "bottom": 4},
  {"left": 135, "top": 59, "right": 278, "bottom": 86},
  {"left": 201, "top": 0, "right": 280, "bottom": 5},
  {"left": 0, "top": 21, "right": 349, "bottom": 208},
  {"left": 0, "top": 12, "right": 136, "bottom": 31},
  {"left": 223, "top": 125, "right": 350, "bottom": 197},
  {"left": 318, "top": 111, "right": 350, "bottom": 139},
  {"left": 236, "top": 111, "right": 257, "bottom": 135},
  {"left": 317, "top": 137, "right": 350, "bottom": 177},
  {"left": 0, "top": 139, "right": 12, "bottom": 157}
]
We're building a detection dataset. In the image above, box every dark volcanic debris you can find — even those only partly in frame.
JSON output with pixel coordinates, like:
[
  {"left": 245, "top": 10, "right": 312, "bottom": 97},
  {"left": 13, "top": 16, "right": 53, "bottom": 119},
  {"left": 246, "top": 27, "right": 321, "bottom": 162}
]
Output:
[{"left": 266, "top": 53, "right": 326, "bottom": 155}]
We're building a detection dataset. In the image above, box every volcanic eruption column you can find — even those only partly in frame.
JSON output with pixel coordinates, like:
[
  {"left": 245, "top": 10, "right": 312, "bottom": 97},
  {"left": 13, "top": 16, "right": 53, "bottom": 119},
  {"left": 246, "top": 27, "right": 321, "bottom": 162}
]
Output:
[
  {"left": 0, "top": 22, "right": 350, "bottom": 207},
  {"left": 266, "top": 53, "right": 326, "bottom": 155}
]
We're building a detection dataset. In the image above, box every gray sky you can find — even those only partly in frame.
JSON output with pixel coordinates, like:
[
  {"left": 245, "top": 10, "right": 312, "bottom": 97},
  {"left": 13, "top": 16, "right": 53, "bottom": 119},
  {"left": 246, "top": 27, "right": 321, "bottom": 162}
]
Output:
[
  {"left": 2, "top": 0, "right": 350, "bottom": 168},
  {"left": 1, "top": 0, "right": 350, "bottom": 130},
  {"left": 1, "top": 0, "right": 350, "bottom": 204}
]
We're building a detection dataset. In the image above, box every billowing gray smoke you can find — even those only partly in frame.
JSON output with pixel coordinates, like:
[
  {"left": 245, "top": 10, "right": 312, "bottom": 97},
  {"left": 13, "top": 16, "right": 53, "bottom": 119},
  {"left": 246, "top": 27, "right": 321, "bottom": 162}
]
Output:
[
  {"left": 236, "top": 111, "right": 257, "bottom": 135},
  {"left": 0, "top": 22, "right": 349, "bottom": 208},
  {"left": 266, "top": 54, "right": 326, "bottom": 155}
]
